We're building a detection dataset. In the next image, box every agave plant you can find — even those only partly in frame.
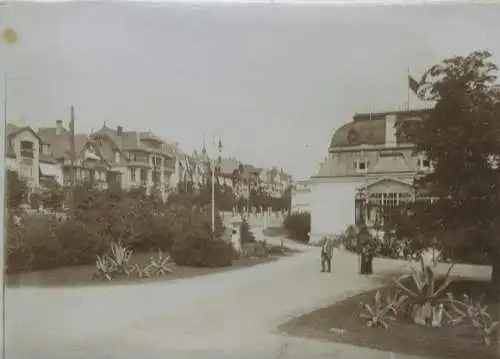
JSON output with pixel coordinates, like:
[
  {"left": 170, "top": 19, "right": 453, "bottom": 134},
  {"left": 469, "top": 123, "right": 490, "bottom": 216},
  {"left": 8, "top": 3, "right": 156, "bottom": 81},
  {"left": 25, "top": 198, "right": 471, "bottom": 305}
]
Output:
[
  {"left": 132, "top": 263, "right": 151, "bottom": 278},
  {"left": 94, "top": 254, "right": 114, "bottom": 281},
  {"left": 107, "top": 242, "right": 134, "bottom": 275},
  {"left": 148, "top": 249, "right": 173, "bottom": 276},
  {"left": 360, "top": 290, "right": 407, "bottom": 330},
  {"left": 395, "top": 264, "right": 454, "bottom": 327},
  {"left": 448, "top": 293, "right": 499, "bottom": 346}
]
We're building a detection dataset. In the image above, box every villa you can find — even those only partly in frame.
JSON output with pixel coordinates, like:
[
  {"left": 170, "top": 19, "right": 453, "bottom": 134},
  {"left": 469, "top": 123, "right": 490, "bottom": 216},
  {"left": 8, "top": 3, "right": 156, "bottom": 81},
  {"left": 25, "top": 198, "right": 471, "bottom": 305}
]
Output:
[{"left": 309, "top": 108, "right": 432, "bottom": 243}]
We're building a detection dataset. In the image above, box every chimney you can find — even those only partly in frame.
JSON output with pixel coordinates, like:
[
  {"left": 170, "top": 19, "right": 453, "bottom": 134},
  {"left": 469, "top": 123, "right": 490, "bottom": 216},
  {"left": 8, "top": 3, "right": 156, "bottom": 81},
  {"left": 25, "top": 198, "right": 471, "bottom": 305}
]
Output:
[
  {"left": 56, "top": 120, "right": 62, "bottom": 135},
  {"left": 117, "top": 126, "right": 123, "bottom": 136},
  {"left": 385, "top": 114, "right": 397, "bottom": 147}
]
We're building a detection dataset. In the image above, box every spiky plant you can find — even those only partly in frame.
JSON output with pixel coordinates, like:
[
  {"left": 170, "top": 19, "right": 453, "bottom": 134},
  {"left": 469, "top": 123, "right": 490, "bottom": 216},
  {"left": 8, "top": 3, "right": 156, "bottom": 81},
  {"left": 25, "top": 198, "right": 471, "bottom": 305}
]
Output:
[
  {"left": 360, "top": 290, "right": 407, "bottom": 330},
  {"left": 148, "top": 249, "right": 173, "bottom": 276},
  {"left": 94, "top": 255, "right": 114, "bottom": 281},
  {"left": 395, "top": 265, "right": 453, "bottom": 326},
  {"left": 107, "top": 242, "right": 134, "bottom": 275},
  {"left": 448, "top": 293, "right": 500, "bottom": 347}
]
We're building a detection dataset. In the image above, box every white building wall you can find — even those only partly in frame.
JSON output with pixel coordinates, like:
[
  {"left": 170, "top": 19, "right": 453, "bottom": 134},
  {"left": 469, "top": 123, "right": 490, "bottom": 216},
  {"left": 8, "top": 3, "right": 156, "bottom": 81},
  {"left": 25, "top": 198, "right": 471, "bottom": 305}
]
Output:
[
  {"left": 5, "top": 157, "right": 16, "bottom": 171},
  {"left": 309, "top": 178, "right": 365, "bottom": 244},
  {"left": 291, "top": 190, "right": 311, "bottom": 212},
  {"left": 40, "top": 162, "right": 64, "bottom": 185}
]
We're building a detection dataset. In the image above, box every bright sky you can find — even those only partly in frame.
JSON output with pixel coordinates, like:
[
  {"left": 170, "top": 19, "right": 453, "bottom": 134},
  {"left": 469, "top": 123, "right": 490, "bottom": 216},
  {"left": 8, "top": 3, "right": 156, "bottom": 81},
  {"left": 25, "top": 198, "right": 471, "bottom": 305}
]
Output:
[{"left": 1, "top": 2, "right": 500, "bottom": 178}]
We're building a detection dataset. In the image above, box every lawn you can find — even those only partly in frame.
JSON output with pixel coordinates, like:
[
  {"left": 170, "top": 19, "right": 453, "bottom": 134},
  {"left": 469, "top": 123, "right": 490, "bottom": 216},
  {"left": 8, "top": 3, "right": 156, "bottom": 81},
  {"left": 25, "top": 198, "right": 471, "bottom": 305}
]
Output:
[
  {"left": 7, "top": 248, "right": 295, "bottom": 288},
  {"left": 279, "top": 278, "right": 499, "bottom": 359}
]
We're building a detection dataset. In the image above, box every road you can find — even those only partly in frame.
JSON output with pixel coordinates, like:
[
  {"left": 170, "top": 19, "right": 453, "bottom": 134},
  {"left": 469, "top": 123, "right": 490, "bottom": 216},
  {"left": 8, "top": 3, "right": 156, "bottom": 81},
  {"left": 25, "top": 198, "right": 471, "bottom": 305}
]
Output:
[{"left": 5, "top": 232, "right": 425, "bottom": 359}]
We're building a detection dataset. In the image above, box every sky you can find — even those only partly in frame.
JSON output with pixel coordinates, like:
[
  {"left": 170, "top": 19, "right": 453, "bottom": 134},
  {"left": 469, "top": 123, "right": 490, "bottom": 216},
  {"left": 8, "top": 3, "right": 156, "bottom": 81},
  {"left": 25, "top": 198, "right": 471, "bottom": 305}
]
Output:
[{"left": 1, "top": 2, "right": 500, "bottom": 179}]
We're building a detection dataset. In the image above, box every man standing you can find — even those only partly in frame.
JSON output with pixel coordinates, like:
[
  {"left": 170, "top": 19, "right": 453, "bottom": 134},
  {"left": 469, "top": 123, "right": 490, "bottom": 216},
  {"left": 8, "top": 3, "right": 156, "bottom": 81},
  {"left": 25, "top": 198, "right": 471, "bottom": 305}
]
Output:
[{"left": 321, "top": 235, "right": 335, "bottom": 273}]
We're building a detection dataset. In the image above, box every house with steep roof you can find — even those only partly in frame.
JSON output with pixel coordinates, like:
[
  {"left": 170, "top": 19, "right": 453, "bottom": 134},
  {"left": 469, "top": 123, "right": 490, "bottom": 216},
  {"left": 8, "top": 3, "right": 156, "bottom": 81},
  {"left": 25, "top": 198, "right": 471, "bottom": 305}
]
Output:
[
  {"left": 257, "top": 166, "right": 292, "bottom": 198},
  {"left": 6, "top": 123, "right": 61, "bottom": 189},
  {"left": 210, "top": 156, "right": 240, "bottom": 188},
  {"left": 38, "top": 120, "right": 112, "bottom": 190},
  {"left": 89, "top": 124, "right": 176, "bottom": 197},
  {"left": 309, "top": 108, "right": 433, "bottom": 243}
]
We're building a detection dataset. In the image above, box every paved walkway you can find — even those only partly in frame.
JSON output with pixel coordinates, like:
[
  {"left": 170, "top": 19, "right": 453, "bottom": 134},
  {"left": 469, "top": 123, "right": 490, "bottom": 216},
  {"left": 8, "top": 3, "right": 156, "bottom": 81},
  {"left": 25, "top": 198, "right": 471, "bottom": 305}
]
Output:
[{"left": 6, "top": 231, "right": 435, "bottom": 359}]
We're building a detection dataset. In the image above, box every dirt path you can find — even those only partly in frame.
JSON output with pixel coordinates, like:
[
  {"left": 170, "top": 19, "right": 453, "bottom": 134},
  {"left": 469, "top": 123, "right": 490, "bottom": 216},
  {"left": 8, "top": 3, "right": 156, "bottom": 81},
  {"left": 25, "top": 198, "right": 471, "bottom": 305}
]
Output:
[{"left": 6, "top": 240, "right": 432, "bottom": 359}]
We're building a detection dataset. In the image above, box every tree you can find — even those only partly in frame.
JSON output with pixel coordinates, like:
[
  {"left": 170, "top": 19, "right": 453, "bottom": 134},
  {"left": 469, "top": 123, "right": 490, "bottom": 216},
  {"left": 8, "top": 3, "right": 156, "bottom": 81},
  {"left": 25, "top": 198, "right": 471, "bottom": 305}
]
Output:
[
  {"left": 6, "top": 170, "right": 28, "bottom": 213},
  {"left": 395, "top": 51, "right": 500, "bottom": 298}
]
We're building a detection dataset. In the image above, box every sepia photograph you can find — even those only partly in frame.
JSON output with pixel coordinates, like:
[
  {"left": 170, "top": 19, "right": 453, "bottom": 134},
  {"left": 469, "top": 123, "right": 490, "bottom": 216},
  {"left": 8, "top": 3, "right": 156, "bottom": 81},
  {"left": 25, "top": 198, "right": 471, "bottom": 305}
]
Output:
[{"left": 1, "top": 0, "right": 500, "bottom": 358}]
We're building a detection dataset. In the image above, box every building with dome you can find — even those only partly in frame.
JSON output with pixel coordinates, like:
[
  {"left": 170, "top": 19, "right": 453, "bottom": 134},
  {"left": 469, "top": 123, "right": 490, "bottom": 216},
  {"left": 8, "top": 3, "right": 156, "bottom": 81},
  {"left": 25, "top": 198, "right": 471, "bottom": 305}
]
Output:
[{"left": 309, "top": 108, "right": 432, "bottom": 243}]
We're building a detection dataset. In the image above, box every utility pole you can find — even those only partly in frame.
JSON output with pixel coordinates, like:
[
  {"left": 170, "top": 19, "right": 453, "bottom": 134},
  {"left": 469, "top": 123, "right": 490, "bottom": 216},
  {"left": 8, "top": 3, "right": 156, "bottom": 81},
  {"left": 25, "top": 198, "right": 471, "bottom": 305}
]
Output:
[{"left": 69, "top": 106, "right": 76, "bottom": 221}]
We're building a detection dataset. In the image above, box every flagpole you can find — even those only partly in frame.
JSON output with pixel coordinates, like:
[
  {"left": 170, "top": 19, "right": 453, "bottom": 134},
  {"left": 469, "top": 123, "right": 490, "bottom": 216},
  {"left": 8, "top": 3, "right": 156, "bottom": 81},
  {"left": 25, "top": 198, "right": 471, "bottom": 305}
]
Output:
[
  {"left": 407, "top": 68, "right": 411, "bottom": 111},
  {"left": 69, "top": 106, "right": 76, "bottom": 221},
  {"left": 1, "top": 70, "right": 7, "bottom": 359}
]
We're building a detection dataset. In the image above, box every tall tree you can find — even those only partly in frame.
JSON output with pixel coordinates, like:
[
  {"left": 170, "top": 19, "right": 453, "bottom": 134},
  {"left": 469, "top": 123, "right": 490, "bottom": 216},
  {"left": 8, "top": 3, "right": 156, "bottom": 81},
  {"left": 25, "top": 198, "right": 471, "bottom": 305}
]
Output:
[
  {"left": 6, "top": 170, "right": 28, "bottom": 213},
  {"left": 396, "top": 51, "right": 500, "bottom": 298}
]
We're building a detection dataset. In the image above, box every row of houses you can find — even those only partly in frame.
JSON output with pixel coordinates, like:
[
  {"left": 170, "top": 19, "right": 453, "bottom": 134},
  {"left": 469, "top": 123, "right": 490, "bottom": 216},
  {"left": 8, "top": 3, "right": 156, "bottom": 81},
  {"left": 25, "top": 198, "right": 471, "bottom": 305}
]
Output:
[{"left": 5, "top": 120, "right": 292, "bottom": 201}]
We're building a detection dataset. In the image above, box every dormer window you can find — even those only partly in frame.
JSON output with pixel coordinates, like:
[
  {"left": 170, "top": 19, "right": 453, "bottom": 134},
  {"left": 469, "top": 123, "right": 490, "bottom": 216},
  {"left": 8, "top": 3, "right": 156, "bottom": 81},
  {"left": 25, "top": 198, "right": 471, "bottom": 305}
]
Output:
[
  {"left": 355, "top": 159, "right": 369, "bottom": 173},
  {"left": 40, "top": 144, "right": 50, "bottom": 155}
]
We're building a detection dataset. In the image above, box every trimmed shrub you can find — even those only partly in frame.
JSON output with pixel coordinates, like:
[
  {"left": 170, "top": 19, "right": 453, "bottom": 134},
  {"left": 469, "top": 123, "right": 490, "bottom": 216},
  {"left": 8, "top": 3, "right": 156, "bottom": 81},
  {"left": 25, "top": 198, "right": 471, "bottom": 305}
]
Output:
[
  {"left": 6, "top": 215, "right": 107, "bottom": 273},
  {"left": 283, "top": 211, "right": 310, "bottom": 243},
  {"left": 171, "top": 220, "right": 233, "bottom": 268},
  {"left": 7, "top": 186, "right": 231, "bottom": 273}
]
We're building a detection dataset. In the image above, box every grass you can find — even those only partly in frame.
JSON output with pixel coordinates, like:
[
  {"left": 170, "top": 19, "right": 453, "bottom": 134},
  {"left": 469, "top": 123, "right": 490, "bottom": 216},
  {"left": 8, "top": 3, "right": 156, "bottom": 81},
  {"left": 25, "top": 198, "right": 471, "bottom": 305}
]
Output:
[
  {"left": 7, "top": 251, "right": 288, "bottom": 288},
  {"left": 279, "top": 278, "right": 499, "bottom": 359}
]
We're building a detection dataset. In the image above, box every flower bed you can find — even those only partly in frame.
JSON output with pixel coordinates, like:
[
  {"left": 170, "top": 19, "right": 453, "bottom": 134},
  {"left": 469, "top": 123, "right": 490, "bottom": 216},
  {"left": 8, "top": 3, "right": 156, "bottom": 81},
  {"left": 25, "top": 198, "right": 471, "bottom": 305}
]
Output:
[{"left": 280, "top": 272, "right": 498, "bottom": 359}]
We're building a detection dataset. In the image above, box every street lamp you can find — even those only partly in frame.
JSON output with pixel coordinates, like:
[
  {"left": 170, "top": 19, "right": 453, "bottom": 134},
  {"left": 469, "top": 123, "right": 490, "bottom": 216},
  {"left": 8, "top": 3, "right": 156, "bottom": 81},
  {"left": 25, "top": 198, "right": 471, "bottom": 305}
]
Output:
[{"left": 211, "top": 137, "right": 223, "bottom": 233}]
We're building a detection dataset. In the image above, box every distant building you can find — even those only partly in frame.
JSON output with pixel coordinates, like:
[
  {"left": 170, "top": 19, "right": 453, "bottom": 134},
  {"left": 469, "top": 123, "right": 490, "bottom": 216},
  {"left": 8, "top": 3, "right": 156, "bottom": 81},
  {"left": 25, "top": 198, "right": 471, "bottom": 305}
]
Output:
[
  {"left": 89, "top": 124, "right": 177, "bottom": 197},
  {"left": 6, "top": 123, "right": 61, "bottom": 189},
  {"left": 38, "top": 121, "right": 114, "bottom": 190},
  {"left": 291, "top": 179, "right": 311, "bottom": 212},
  {"left": 309, "top": 108, "right": 432, "bottom": 243}
]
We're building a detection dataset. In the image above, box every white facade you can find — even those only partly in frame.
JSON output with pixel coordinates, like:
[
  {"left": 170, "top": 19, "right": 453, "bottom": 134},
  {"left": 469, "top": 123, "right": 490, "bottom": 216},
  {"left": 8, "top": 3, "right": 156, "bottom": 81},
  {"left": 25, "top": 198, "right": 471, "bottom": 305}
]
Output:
[
  {"left": 309, "top": 178, "right": 365, "bottom": 242},
  {"left": 309, "top": 108, "right": 431, "bottom": 244},
  {"left": 7, "top": 128, "right": 41, "bottom": 189},
  {"left": 291, "top": 180, "right": 311, "bottom": 213}
]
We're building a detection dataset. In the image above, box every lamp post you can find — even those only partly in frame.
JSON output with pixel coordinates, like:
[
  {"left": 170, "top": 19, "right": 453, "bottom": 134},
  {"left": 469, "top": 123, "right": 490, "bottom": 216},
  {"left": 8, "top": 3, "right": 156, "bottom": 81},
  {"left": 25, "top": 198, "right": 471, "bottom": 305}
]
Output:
[{"left": 211, "top": 137, "right": 223, "bottom": 233}]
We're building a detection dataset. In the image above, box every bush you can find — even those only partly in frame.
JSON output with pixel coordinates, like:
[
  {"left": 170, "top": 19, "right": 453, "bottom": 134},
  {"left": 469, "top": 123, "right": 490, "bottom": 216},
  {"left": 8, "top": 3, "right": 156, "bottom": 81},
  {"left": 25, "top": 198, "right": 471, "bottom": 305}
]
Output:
[
  {"left": 7, "top": 186, "right": 231, "bottom": 273},
  {"left": 283, "top": 211, "right": 310, "bottom": 243},
  {"left": 171, "top": 219, "right": 233, "bottom": 267},
  {"left": 6, "top": 215, "right": 107, "bottom": 273}
]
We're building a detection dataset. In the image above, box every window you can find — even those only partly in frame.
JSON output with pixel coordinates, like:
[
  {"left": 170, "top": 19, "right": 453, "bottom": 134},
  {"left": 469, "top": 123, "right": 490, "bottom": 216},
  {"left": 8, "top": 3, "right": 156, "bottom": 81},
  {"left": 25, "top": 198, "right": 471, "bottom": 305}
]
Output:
[
  {"left": 21, "top": 140, "right": 34, "bottom": 158},
  {"left": 115, "top": 151, "right": 120, "bottom": 164},
  {"left": 130, "top": 168, "right": 136, "bottom": 181},
  {"left": 152, "top": 156, "right": 162, "bottom": 167},
  {"left": 417, "top": 155, "right": 431, "bottom": 171},
  {"left": 140, "top": 169, "right": 148, "bottom": 182},
  {"left": 487, "top": 154, "right": 499, "bottom": 170},
  {"left": 355, "top": 159, "right": 369, "bottom": 173},
  {"left": 39, "top": 144, "right": 49, "bottom": 154}
]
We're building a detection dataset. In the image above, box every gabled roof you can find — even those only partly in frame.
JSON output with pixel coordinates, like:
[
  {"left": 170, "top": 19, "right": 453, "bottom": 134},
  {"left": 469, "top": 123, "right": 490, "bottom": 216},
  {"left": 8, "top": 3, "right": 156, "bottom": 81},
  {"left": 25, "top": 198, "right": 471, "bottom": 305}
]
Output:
[
  {"left": 6, "top": 124, "right": 57, "bottom": 163},
  {"left": 7, "top": 124, "right": 43, "bottom": 142},
  {"left": 38, "top": 126, "right": 91, "bottom": 160},
  {"left": 210, "top": 157, "right": 240, "bottom": 176},
  {"left": 92, "top": 126, "right": 174, "bottom": 158}
]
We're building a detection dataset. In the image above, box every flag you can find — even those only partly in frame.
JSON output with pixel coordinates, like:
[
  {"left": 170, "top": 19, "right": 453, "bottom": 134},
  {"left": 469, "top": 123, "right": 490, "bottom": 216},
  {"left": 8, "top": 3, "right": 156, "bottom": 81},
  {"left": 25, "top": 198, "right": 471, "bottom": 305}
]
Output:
[{"left": 408, "top": 75, "right": 419, "bottom": 95}]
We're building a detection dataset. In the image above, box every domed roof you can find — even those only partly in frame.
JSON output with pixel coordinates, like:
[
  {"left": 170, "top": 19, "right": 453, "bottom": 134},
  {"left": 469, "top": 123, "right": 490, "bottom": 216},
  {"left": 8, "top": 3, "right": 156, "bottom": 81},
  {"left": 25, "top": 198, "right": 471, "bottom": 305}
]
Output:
[
  {"left": 329, "top": 108, "right": 432, "bottom": 149},
  {"left": 329, "top": 119, "right": 386, "bottom": 148}
]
